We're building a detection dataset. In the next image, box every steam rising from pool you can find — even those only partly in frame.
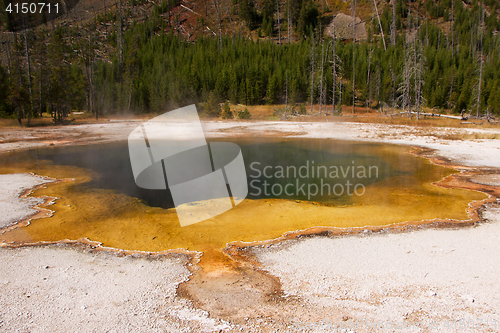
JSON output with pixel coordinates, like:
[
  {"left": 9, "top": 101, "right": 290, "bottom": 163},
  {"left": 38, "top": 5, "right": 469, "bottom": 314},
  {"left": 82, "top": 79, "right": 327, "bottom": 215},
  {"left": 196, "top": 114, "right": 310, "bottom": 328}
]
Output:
[{"left": 0, "top": 138, "right": 486, "bottom": 253}]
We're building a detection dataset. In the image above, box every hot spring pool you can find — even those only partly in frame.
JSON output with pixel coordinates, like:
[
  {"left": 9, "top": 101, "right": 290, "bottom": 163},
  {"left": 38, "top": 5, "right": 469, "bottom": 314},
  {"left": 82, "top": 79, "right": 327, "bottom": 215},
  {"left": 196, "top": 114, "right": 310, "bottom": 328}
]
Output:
[{"left": 0, "top": 138, "right": 486, "bottom": 252}]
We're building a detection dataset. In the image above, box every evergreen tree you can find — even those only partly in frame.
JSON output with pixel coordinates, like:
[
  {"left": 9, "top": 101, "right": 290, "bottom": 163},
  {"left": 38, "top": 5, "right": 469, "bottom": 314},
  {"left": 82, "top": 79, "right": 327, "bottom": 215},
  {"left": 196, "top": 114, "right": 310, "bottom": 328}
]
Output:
[{"left": 221, "top": 100, "right": 233, "bottom": 118}]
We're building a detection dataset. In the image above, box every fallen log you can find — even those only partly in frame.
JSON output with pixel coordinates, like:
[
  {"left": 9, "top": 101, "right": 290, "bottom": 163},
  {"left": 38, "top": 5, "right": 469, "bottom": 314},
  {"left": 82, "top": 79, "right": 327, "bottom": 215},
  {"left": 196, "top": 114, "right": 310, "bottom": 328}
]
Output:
[
  {"left": 415, "top": 112, "right": 463, "bottom": 120},
  {"left": 388, "top": 111, "right": 464, "bottom": 120}
]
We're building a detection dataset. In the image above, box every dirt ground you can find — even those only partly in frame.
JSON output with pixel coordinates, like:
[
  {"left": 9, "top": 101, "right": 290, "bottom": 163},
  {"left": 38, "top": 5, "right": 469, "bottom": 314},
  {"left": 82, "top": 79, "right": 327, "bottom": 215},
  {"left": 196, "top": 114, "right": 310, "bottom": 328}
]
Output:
[{"left": 1, "top": 116, "right": 500, "bottom": 332}]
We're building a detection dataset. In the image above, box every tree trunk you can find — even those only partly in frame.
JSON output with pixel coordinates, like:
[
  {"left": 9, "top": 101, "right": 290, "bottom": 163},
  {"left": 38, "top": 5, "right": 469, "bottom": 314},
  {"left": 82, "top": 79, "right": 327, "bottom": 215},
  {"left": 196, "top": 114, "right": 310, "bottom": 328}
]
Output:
[
  {"left": 451, "top": 0, "right": 454, "bottom": 59},
  {"left": 390, "top": 63, "right": 395, "bottom": 115},
  {"left": 287, "top": 0, "right": 290, "bottom": 43},
  {"left": 352, "top": 0, "right": 356, "bottom": 113},
  {"left": 6, "top": 40, "right": 15, "bottom": 118},
  {"left": 366, "top": 46, "right": 372, "bottom": 112},
  {"left": 391, "top": 0, "right": 396, "bottom": 46},
  {"left": 277, "top": 0, "right": 281, "bottom": 44},
  {"left": 310, "top": 36, "right": 315, "bottom": 113},
  {"left": 477, "top": 1, "right": 485, "bottom": 118},
  {"left": 414, "top": 37, "right": 419, "bottom": 120},
  {"left": 338, "top": 75, "right": 343, "bottom": 114},
  {"left": 39, "top": 65, "right": 43, "bottom": 116},
  {"left": 213, "top": 0, "right": 222, "bottom": 51},
  {"left": 25, "top": 30, "right": 33, "bottom": 126},
  {"left": 6, "top": 40, "right": 12, "bottom": 87},
  {"left": 477, "top": 55, "right": 483, "bottom": 118},
  {"left": 319, "top": 40, "right": 325, "bottom": 114},
  {"left": 90, "top": 62, "right": 97, "bottom": 120},
  {"left": 118, "top": 0, "right": 123, "bottom": 70},
  {"left": 331, "top": 37, "right": 337, "bottom": 114},
  {"left": 285, "top": 73, "right": 288, "bottom": 114},
  {"left": 376, "top": 61, "right": 381, "bottom": 108},
  {"left": 373, "top": 0, "right": 386, "bottom": 51}
]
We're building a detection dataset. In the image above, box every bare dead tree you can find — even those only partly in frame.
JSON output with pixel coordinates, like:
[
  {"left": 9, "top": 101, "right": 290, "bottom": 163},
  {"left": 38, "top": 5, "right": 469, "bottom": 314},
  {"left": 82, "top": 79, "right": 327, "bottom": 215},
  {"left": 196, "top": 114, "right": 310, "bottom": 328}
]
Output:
[
  {"left": 287, "top": 0, "right": 291, "bottom": 43},
  {"left": 118, "top": 0, "right": 123, "bottom": 69},
  {"left": 4, "top": 39, "right": 17, "bottom": 118},
  {"left": 319, "top": 39, "right": 325, "bottom": 114},
  {"left": 372, "top": 0, "right": 386, "bottom": 51},
  {"left": 414, "top": 34, "right": 426, "bottom": 120},
  {"left": 12, "top": 33, "right": 24, "bottom": 123},
  {"left": 285, "top": 72, "right": 289, "bottom": 113},
  {"left": 38, "top": 52, "right": 43, "bottom": 117},
  {"left": 329, "top": 30, "right": 341, "bottom": 114},
  {"left": 475, "top": 1, "right": 485, "bottom": 118},
  {"left": 398, "top": 10, "right": 426, "bottom": 120},
  {"left": 351, "top": 0, "right": 356, "bottom": 113},
  {"left": 77, "top": 24, "right": 98, "bottom": 119},
  {"left": 5, "top": 40, "right": 12, "bottom": 87},
  {"left": 213, "top": 0, "right": 223, "bottom": 51},
  {"left": 391, "top": 0, "right": 397, "bottom": 46},
  {"left": 330, "top": 41, "right": 343, "bottom": 114},
  {"left": 375, "top": 61, "right": 381, "bottom": 107},
  {"left": 400, "top": 3, "right": 413, "bottom": 117},
  {"left": 331, "top": 38, "right": 337, "bottom": 114},
  {"left": 451, "top": 0, "right": 454, "bottom": 59},
  {"left": 468, "top": 10, "right": 474, "bottom": 58},
  {"left": 398, "top": 44, "right": 412, "bottom": 117},
  {"left": 412, "top": 11, "right": 419, "bottom": 120},
  {"left": 338, "top": 73, "right": 343, "bottom": 114},
  {"left": 275, "top": 76, "right": 290, "bottom": 120},
  {"left": 366, "top": 45, "right": 373, "bottom": 112},
  {"left": 390, "top": 62, "right": 396, "bottom": 114},
  {"left": 24, "top": 29, "right": 33, "bottom": 125},
  {"left": 425, "top": 17, "right": 429, "bottom": 46},
  {"left": 310, "top": 35, "right": 315, "bottom": 113},
  {"left": 277, "top": 0, "right": 281, "bottom": 44},
  {"left": 447, "top": 71, "right": 455, "bottom": 111}
]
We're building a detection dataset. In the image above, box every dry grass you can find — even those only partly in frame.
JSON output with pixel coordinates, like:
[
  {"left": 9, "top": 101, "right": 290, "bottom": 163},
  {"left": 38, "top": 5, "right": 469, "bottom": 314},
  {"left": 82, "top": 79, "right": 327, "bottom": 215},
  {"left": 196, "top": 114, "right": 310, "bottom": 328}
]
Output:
[
  {"left": 351, "top": 114, "right": 500, "bottom": 129},
  {"left": 350, "top": 115, "right": 463, "bottom": 127},
  {"left": 0, "top": 111, "right": 155, "bottom": 128},
  {"left": 375, "top": 129, "right": 500, "bottom": 141},
  {"left": 436, "top": 132, "right": 500, "bottom": 141},
  {"left": 0, "top": 118, "right": 20, "bottom": 128},
  {"left": 228, "top": 104, "right": 279, "bottom": 120},
  {"left": 299, "top": 105, "right": 500, "bottom": 130},
  {"left": 2, "top": 105, "right": 500, "bottom": 132}
]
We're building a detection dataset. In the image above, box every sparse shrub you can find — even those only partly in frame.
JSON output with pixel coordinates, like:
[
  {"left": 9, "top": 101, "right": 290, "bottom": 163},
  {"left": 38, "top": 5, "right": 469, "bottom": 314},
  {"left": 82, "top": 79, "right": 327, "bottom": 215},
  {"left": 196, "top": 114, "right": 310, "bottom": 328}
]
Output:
[
  {"left": 298, "top": 103, "right": 307, "bottom": 115},
  {"left": 274, "top": 107, "right": 288, "bottom": 120},
  {"left": 237, "top": 108, "right": 251, "bottom": 119},
  {"left": 221, "top": 101, "right": 233, "bottom": 119},
  {"left": 204, "top": 91, "right": 221, "bottom": 117}
]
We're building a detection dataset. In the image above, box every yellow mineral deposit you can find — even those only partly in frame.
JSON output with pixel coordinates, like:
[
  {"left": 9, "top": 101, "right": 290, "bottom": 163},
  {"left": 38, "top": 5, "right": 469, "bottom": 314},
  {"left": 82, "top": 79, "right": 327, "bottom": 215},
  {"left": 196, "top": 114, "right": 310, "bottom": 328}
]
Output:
[{"left": 0, "top": 139, "right": 487, "bottom": 261}]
